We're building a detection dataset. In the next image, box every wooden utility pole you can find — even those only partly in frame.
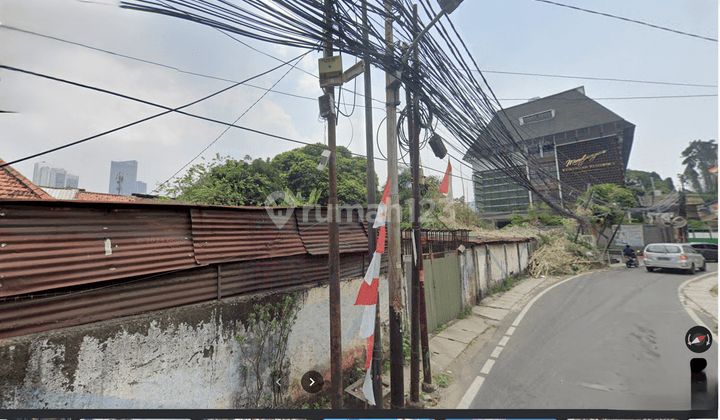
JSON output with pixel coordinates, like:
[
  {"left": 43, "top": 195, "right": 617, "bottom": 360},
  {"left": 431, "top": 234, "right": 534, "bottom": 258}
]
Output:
[
  {"left": 385, "top": 0, "right": 405, "bottom": 409},
  {"left": 362, "top": 0, "right": 383, "bottom": 408},
  {"left": 324, "top": 0, "right": 342, "bottom": 409}
]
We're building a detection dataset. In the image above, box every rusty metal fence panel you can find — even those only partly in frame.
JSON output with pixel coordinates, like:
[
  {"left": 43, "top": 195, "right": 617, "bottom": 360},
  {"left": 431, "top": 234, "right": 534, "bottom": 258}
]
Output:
[
  {"left": 0, "top": 265, "right": 218, "bottom": 339},
  {"left": 0, "top": 204, "right": 197, "bottom": 297},
  {"left": 190, "top": 208, "right": 307, "bottom": 264}
]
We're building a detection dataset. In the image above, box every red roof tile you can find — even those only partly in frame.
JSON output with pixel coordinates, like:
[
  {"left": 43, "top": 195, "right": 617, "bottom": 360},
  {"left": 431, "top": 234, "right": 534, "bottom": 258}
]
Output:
[
  {"left": 76, "top": 191, "right": 142, "bottom": 202},
  {"left": 0, "top": 159, "right": 52, "bottom": 199}
]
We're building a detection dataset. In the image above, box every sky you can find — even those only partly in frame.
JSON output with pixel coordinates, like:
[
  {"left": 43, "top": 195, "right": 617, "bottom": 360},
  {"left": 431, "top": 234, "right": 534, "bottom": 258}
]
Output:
[{"left": 1, "top": 0, "right": 717, "bottom": 202}]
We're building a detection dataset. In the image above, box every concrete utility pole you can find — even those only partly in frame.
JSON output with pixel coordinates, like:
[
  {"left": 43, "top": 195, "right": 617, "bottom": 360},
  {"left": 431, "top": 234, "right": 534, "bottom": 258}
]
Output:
[
  {"left": 409, "top": 4, "right": 421, "bottom": 402},
  {"left": 323, "top": 0, "right": 342, "bottom": 409},
  {"left": 678, "top": 174, "right": 688, "bottom": 243},
  {"left": 384, "top": 0, "right": 405, "bottom": 409},
  {"left": 362, "top": 0, "right": 383, "bottom": 409}
]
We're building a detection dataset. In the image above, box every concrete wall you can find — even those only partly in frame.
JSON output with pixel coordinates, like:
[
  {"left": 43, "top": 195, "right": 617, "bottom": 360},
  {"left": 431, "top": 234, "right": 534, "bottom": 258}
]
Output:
[
  {"left": 460, "top": 241, "right": 532, "bottom": 306},
  {"left": 487, "top": 243, "right": 507, "bottom": 286},
  {"left": 0, "top": 275, "right": 388, "bottom": 409},
  {"left": 505, "top": 243, "right": 520, "bottom": 277}
]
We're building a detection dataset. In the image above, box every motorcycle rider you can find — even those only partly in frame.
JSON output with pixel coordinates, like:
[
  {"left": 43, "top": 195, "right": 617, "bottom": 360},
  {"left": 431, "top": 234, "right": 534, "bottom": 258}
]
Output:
[{"left": 623, "top": 244, "right": 637, "bottom": 264}]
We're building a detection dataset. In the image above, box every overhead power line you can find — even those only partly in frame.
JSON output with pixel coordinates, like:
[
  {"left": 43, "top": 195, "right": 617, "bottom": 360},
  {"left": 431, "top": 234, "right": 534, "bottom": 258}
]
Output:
[
  {"left": 0, "top": 53, "right": 309, "bottom": 168},
  {"left": 0, "top": 63, "right": 477, "bottom": 187},
  {"left": 477, "top": 69, "right": 718, "bottom": 88},
  {"left": 0, "top": 23, "right": 386, "bottom": 106},
  {"left": 532, "top": 0, "right": 718, "bottom": 42},
  {"left": 153, "top": 52, "right": 310, "bottom": 194},
  {"left": 501, "top": 94, "right": 717, "bottom": 101}
]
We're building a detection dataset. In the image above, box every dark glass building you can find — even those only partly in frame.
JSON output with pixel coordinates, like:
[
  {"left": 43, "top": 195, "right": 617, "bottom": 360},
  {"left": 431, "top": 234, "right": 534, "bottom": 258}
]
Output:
[{"left": 465, "top": 87, "right": 635, "bottom": 214}]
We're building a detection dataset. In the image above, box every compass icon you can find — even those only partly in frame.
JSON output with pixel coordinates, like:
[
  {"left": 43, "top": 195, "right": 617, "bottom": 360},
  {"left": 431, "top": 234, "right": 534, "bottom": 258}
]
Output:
[{"left": 685, "top": 326, "right": 713, "bottom": 353}]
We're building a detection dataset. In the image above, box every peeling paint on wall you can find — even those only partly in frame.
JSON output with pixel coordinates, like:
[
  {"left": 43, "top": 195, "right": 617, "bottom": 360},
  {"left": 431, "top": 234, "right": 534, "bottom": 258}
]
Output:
[{"left": 0, "top": 275, "right": 388, "bottom": 409}]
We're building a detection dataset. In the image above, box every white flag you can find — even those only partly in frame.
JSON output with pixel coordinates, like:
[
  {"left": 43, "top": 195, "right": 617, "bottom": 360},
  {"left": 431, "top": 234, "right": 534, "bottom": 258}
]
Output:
[
  {"left": 373, "top": 200, "right": 388, "bottom": 228},
  {"left": 362, "top": 368, "right": 376, "bottom": 405},
  {"left": 359, "top": 304, "right": 376, "bottom": 338},
  {"left": 364, "top": 252, "right": 381, "bottom": 285}
]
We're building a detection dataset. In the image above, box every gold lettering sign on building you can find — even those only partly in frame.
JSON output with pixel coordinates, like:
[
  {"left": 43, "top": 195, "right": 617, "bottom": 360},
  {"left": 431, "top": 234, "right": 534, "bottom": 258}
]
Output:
[{"left": 565, "top": 149, "right": 608, "bottom": 168}]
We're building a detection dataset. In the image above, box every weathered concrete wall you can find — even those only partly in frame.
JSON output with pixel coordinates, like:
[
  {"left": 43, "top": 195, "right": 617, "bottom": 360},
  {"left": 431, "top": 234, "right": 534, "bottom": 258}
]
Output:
[
  {"left": 459, "top": 248, "right": 475, "bottom": 308},
  {"left": 487, "top": 243, "right": 507, "bottom": 286},
  {"left": 460, "top": 241, "right": 532, "bottom": 304},
  {"left": 0, "top": 275, "right": 388, "bottom": 409},
  {"left": 505, "top": 243, "right": 520, "bottom": 277},
  {"left": 474, "top": 246, "right": 488, "bottom": 299},
  {"left": 519, "top": 242, "right": 529, "bottom": 269}
]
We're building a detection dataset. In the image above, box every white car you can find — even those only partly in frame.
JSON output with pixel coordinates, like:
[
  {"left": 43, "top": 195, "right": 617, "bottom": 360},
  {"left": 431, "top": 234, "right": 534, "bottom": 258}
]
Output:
[{"left": 643, "top": 243, "right": 707, "bottom": 274}]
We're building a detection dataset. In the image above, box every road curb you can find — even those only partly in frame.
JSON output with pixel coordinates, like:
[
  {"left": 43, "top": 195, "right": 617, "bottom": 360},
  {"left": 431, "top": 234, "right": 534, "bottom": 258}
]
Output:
[{"left": 678, "top": 271, "right": 719, "bottom": 331}]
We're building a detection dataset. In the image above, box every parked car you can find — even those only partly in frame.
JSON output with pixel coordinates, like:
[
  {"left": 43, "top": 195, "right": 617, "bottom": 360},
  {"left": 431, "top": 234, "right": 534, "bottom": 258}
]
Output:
[
  {"left": 689, "top": 242, "right": 718, "bottom": 262},
  {"left": 643, "top": 243, "right": 707, "bottom": 274}
]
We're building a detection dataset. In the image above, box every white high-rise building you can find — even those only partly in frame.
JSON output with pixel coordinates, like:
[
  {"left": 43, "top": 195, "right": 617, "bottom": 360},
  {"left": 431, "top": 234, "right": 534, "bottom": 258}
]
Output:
[
  {"left": 66, "top": 174, "right": 80, "bottom": 189},
  {"left": 33, "top": 162, "right": 78, "bottom": 188}
]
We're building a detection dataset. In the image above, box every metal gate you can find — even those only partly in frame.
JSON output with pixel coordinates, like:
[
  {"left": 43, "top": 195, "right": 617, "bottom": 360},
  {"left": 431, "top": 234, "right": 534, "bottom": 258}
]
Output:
[{"left": 423, "top": 253, "right": 462, "bottom": 333}]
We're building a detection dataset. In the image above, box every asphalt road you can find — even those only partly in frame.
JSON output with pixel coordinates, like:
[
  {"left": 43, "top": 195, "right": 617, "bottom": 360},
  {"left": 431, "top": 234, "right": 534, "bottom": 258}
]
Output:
[{"left": 467, "top": 265, "right": 718, "bottom": 410}]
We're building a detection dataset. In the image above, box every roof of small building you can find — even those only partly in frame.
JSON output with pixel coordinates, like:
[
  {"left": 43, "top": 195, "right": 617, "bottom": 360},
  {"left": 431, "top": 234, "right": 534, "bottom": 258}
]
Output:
[
  {"left": 0, "top": 159, "right": 53, "bottom": 199},
  {"left": 488, "top": 86, "right": 630, "bottom": 142},
  {"left": 40, "top": 186, "right": 80, "bottom": 200}
]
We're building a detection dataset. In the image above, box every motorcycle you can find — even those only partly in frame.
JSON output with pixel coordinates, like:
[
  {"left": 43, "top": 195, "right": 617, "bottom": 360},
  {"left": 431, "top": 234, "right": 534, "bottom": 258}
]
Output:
[{"left": 624, "top": 254, "right": 639, "bottom": 268}]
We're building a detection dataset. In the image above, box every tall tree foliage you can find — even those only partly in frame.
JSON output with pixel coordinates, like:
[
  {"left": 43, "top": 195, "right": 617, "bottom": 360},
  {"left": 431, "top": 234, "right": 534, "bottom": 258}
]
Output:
[
  {"left": 579, "top": 183, "right": 637, "bottom": 230},
  {"left": 157, "top": 144, "right": 371, "bottom": 206},
  {"left": 625, "top": 169, "right": 675, "bottom": 197},
  {"left": 681, "top": 139, "right": 717, "bottom": 194}
]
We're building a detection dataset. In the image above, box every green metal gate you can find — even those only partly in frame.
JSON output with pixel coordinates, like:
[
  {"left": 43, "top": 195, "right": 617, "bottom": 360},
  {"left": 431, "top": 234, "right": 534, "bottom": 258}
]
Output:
[{"left": 423, "top": 254, "right": 462, "bottom": 333}]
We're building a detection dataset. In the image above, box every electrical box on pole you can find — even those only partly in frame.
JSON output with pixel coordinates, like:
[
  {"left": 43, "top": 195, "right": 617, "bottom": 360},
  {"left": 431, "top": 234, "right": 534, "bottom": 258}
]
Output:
[{"left": 319, "top": 56, "right": 343, "bottom": 88}]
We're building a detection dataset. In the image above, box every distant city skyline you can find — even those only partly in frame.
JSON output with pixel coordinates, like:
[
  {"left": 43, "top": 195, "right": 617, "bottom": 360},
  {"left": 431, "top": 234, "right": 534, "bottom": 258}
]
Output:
[{"left": 32, "top": 162, "right": 79, "bottom": 188}]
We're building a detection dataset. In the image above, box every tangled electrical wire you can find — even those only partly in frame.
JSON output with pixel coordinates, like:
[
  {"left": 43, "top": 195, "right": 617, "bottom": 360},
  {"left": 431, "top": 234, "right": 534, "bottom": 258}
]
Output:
[{"left": 119, "top": 0, "right": 595, "bottom": 219}]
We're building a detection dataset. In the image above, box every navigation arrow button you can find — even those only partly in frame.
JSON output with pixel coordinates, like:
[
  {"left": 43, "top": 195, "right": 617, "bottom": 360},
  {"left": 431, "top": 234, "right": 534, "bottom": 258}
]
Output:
[{"left": 301, "top": 370, "right": 324, "bottom": 393}]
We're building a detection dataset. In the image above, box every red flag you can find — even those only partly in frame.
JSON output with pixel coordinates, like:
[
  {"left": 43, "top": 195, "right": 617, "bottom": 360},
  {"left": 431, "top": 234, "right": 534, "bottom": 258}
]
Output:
[
  {"left": 354, "top": 277, "right": 379, "bottom": 305},
  {"left": 375, "top": 225, "right": 386, "bottom": 254},
  {"left": 365, "top": 335, "right": 374, "bottom": 370},
  {"left": 439, "top": 160, "right": 452, "bottom": 194}
]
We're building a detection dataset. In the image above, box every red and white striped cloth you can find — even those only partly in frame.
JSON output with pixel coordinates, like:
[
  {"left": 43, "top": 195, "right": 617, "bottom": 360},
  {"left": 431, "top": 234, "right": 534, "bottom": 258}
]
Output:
[{"left": 354, "top": 179, "right": 390, "bottom": 405}]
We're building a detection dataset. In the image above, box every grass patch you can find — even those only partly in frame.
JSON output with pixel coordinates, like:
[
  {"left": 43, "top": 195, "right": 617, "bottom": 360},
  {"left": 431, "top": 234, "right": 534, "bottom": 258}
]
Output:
[
  {"left": 488, "top": 274, "right": 524, "bottom": 297},
  {"left": 434, "top": 373, "right": 452, "bottom": 388},
  {"left": 711, "top": 285, "right": 718, "bottom": 297},
  {"left": 458, "top": 305, "right": 472, "bottom": 319}
]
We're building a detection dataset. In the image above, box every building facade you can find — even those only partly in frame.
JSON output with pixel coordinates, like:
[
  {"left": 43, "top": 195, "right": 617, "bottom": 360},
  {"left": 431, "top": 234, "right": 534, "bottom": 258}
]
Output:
[
  {"left": 108, "top": 160, "right": 138, "bottom": 196},
  {"left": 466, "top": 87, "right": 635, "bottom": 213},
  {"left": 135, "top": 180, "right": 147, "bottom": 195}
]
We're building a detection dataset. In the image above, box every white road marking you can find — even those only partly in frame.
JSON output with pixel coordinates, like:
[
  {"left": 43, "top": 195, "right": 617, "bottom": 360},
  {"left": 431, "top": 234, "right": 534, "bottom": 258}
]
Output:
[
  {"left": 456, "top": 376, "right": 485, "bottom": 409},
  {"left": 498, "top": 335, "right": 510, "bottom": 346},
  {"left": 480, "top": 359, "right": 495, "bottom": 374},
  {"left": 491, "top": 345, "right": 503, "bottom": 358},
  {"left": 512, "top": 273, "right": 585, "bottom": 327},
  {"left": 507, "top": 326, "right": 516, "bottom": 335}
]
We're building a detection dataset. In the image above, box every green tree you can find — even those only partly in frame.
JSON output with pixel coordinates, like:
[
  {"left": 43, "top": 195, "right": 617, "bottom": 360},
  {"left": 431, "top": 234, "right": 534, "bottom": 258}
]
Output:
[
  {"left": 271, "top": 143, "right": 370, "bottom": 206},
  {"left": 579, "top": 183, "right": 637, "bottom": 230},
  {"left": 157, "top": 154, "right": 283, "bottom": 206},
  {"left": 158, "top": 145, "right": 372, "bottom": 207},
  {"left": 681, "top": 139, "right": 717, "bottom": 194},
  {"left": 394, "top": 167, "right": 447, "bottom": 229},
  {"left": 625, "top": 169, "right": 675, "bottom": 197}
]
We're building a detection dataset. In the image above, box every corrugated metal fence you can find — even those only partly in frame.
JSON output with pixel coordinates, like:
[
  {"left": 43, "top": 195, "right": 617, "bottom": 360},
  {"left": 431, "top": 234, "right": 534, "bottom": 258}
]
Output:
[{"left": 0, "top": 200, "right": 375, "bottom": 339}]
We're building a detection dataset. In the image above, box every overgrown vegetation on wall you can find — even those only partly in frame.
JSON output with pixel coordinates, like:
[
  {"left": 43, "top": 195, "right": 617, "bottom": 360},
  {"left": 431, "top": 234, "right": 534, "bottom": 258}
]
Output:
[{"left": 234, "top": 294, "right": 300, "bottom": 408}]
